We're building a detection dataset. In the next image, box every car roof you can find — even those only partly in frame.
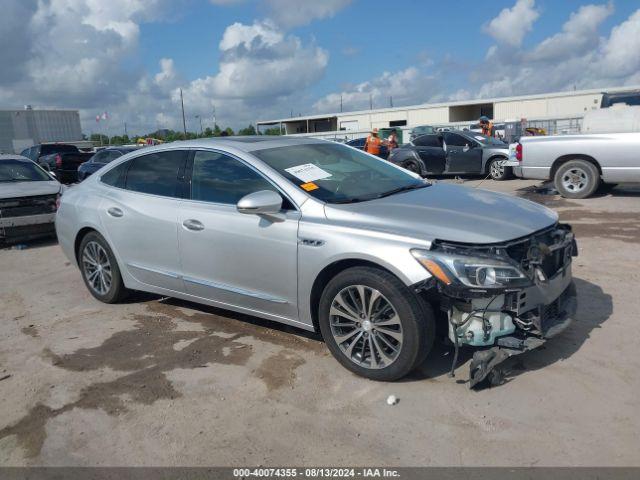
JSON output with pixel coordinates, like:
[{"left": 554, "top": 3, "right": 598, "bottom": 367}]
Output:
[
  {"left": 138, "top": 136, "right": 328, "bottom": 154},
  {"left": 0, "top": 154, "right": 32, "bottom": 162},
  {"left": 104, "top": 146, "right": 140, "bottom": 152}
]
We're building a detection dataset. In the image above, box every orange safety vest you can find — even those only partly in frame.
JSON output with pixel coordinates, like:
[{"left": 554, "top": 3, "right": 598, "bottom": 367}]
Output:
[
  {"left": 365, "top": 135, "right": 382, "bottom": 155},
  {"left": 481, "top": 121, "right": 494, "bottom": 137}
]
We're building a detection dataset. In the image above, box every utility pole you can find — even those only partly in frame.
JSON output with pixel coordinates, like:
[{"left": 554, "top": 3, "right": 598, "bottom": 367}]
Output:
[
  {"left": 212, "top": 105, "right": 217, "bottom": 129},
  {"left": 195, "top": 115, "right": 203, "bottom": 135},
  {"left": 180, "top": 88, "right": 187, "bottom": 136},
  {"left": 369, "top": 93, "right": 373, "bottom": 110},
  {"left": 124, "top": 122, "right": 128, "bottom": 138},
  {"left": 340, "top": 94, "right": 343, "bottom": 113},
  {"left": 389, "top": 96, "right": 393, "bottom": 108}
]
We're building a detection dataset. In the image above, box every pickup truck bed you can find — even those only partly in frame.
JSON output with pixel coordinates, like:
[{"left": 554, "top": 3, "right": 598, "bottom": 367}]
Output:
[{"left": 39, "top": 151, "right": 93, "bottom": 183}]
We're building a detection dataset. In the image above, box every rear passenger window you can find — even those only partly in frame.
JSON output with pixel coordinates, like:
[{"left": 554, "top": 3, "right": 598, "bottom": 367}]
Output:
[
  {"left": 100, "top": 160, "right": 130, "bottom": 188},
  {"left": 191, "top": 150, "right": 283, "bottom": 206},
  {"left": 125, "top": 150, "right": 187, "bottom": 197},
  {"left": 413, "top": 135, "right": 441, "bottom": 148}
]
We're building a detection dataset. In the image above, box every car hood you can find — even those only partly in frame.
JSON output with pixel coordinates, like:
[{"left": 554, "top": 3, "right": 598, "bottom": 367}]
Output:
[
  {"left": 0, "top": 180, "right": 61, "bottom": 199},
  {"left": 323, "top": 183, "right": 558, "bottom": 244}
]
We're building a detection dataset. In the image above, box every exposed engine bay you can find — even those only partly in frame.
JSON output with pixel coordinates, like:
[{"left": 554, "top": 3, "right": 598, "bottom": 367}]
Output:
[{"left": 416, "top": 224, "right": 578, "bottom": 388}]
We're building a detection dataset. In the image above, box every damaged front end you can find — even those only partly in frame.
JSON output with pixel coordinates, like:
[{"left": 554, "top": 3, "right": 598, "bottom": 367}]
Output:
[{"left": 412, "top": 224, "right": 578, "bottom": 388}]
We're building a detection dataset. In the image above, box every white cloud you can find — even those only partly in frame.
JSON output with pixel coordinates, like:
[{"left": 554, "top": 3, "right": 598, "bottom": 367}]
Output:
[
  {"left": 598, "top": 9, "right": 640, "bottom": 77},
  {"left": 313, "top": 67, "right": 438, "bottom": 113},
  {"left": 266, "top": 0, "right": 352, "bottom": 28},
  {"left": 477, "top": 5, "right": 640, "bottom": 99},
  {"left": 483, "top": 0, "right": 540, "bottom": 47},
  {"left": 179, "top": 21, "right": 328, "bottom": 103},
  {"left": 528, "top": 3, "right": 613, "bottom": 61},
  {"left": 0, "top": 0, "right": 328, "bottom": 134}
]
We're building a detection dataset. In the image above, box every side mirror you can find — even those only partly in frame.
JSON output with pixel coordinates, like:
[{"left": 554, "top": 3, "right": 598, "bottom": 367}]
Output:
[
  {"left": 237, "top": 190, "right": 283, "bottom": 215},
  {"left": 463, "top": 144, "right": 470, "bottom": 152}
]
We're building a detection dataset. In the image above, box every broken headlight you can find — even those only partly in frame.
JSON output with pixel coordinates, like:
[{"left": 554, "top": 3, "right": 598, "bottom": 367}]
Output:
[{"left": 411, "top": 249, "right": 531, "bottom": 289}]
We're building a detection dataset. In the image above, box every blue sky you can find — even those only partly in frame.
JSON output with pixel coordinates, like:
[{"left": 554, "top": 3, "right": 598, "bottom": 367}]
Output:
[
  {"left": 2, "top": 0, "right": 640, "bottom": 134},
  {"left": 136, "top": 0, "right": 640, "bottom": 112}
]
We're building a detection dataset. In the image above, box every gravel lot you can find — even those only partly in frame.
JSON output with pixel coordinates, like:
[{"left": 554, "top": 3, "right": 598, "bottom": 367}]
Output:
[{"left": 1, "top": 178, "right": 639, "bottom": 466}]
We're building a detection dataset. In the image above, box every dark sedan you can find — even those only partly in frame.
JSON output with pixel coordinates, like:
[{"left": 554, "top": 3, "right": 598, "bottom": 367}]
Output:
[
  {"left": 77, "top": 146, "right": 141, "bottom": 181},
  {"left": 387, "top": 130, "right": 511, "bottom": 180}
]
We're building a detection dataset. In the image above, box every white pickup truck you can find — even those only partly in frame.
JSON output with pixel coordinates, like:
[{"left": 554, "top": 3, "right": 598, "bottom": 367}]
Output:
[{"left": 510, "top": 132, "right": 640, "bottom": 198}]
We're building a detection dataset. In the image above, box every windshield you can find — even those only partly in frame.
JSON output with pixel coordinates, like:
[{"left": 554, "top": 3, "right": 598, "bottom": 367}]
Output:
[
  {"left": 0, "top": 160, "right": 52, "bottom": 182},
  {"left": 471, "top": 133, "right": 507, "bottom": 146},
  {"left": 253, "top": 143, "right": 427, "bottom": 203}
]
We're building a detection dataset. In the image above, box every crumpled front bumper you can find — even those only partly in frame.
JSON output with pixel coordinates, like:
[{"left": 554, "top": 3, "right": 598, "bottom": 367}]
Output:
[{"left": 468, "top": 281, "right": 577, "bottom": 388}]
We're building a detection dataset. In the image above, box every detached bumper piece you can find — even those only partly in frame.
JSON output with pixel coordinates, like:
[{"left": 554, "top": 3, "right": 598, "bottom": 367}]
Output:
[{"left": 469, "top": 283, "right": 577, "bottom": 389}]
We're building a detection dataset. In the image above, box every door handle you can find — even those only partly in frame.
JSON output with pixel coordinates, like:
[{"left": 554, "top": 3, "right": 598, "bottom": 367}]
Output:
[
  {"left": 183, "top": 219, "right": 204, "bottom": 231},
  {"left": 107, "top": 207, "right": 123, "bottom": 218}
]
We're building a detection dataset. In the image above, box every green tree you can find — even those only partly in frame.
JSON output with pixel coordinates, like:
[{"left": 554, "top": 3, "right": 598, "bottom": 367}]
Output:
[
  {"left": 213, "top": 124, "right": 222, "bottom": 136},
  {"left": 203, "top": 127, "right": 214, "bottom": 137},
  {"left": 263, "top": 127, "right": 282, "bottom": 136},
  {"left": 90, "top": 133, "right": 109, "bottom": 145},
  {"left": 224, "top": 127, "right": 234, "bottom": 136},
  {"left": 238, "top": 124, "right": 257, "bottom": 136}
]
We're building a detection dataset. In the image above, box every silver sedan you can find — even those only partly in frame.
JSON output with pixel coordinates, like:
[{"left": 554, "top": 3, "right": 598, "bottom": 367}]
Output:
[{"left": 56, "top": 137, "right": 577, "bottom": 385}]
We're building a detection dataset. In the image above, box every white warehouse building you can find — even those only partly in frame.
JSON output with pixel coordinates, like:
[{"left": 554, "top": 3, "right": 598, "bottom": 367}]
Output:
[
  {"left": 257, "top": 85, "right": 640, "bottom": 138},
  {"left": 0, "top": 107, "right": 83, "bottom": 154}
]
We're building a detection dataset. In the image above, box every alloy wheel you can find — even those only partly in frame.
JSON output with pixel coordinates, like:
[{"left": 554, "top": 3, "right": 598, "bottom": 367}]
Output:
[
  {"left": 561, "top": 167, "right": 588, "bottom": 193},
  {"left": 490, "top": 161, "right": 504, "bottom": 179},
  {"left": 329, "top": 285, "right": 403, "bottom": 369},
  {"left": 82, "top": 241, "right": 113, "bottom": 296}
]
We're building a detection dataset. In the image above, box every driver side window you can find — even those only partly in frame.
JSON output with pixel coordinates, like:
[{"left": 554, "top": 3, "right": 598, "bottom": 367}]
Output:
[{"left": 190, "top": 150, "right": 291, "bottom": 208}]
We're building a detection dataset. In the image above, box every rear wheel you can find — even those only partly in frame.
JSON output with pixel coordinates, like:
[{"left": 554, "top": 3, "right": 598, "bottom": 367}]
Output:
[
  {"left": 554, "top": 160, "right": 600, "bottom": 199},
  {"left": 78, "top": 231, "right": 129, "bottom": 303},
  {"left": 318, "top": 266, "right": 434, "bottom": 381},
  {"left": 488, "top": 158, "right": 510, "bottom": 181}
]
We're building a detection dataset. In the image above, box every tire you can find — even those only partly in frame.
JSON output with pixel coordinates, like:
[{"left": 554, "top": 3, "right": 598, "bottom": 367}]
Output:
[
  {"left": 403, "top": 160, "right": 421, "bottom": 176},
  {"left": 78, "top": 231, "right": 129, "bottom": 303},
  {"left": 318, "top": 266, "right": 434, "bottom": 381},
  {"left": 488, "top": 158, "right": 511, "bottom": 181},
  {"left": 554, "top": 160, "right": 600, "bottom": 199}
]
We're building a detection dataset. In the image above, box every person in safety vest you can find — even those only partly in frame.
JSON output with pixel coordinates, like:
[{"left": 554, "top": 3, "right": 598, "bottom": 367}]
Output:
[
  {"left": 364, "top": 128, "right": 383, "bottom": 156},
  {"left": 479, "top": 116, "right": 494, "bottom": 137}
]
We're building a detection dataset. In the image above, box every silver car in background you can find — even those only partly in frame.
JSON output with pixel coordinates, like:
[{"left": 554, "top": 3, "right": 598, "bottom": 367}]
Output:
[
  {"left": 56, "top": 137, "right": 577, "bottom": 387},
  {"left": 1, "top": 154, "right": 63, "bottom": 244}
]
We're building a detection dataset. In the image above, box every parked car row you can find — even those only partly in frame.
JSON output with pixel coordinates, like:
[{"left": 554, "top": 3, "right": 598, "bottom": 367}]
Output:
[
  {"left": 18, "top": 143, "right": 144, "bottom": 184},
  {"left": 20, "top": 144, "right": 93, "bottom": 183}
]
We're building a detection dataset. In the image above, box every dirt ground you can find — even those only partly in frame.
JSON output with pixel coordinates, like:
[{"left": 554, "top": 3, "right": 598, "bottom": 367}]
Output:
[{"left": 1, "top": 178, "right": 639, "bottom": 466}]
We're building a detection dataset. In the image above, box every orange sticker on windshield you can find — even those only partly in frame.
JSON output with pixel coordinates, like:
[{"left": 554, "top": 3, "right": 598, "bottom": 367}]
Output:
[{"left": 301, "top": 182, "right": 319, "bottom": 191}]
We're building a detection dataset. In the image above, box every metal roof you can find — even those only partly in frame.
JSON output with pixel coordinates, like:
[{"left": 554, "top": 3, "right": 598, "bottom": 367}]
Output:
[{"left": 257, "top": 85, "right": 640, "bottom": 125}]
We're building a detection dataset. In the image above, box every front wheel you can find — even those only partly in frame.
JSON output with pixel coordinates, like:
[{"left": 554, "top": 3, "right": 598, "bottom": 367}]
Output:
[
  {"left": 318, "top": 266, "right": 434, "bottom": 381},
  {"left": 554, "top": 160, "right": 600, "bottom": 199},
  {"left": 488, "top": 158, "right": 511, "bottom": 181}
]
